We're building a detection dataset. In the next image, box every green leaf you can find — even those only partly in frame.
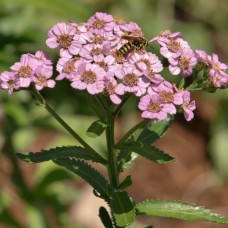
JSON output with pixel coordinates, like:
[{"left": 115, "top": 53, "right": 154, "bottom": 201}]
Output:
[
  {"left": 137, "top": 116, "right": 173, "bottom": 145},
  {"left": 116, "top": 141, "right": 174, "bottom": 164},
  {"left": 99, "top": 206, "right": 113, "bottom": 228},
  {"left": 53, "top": 158, "right": 110, "bottom": 200},
  {"left": 117, "top": 149, "right": 138, "bottom": 172},
  {"left": 16, "top": 146, "right": 107, "bottom": 165},
  {"left": 86, "top": 120, "right": 107, "bottom": 138},
  {"left": 119, "top": 176, "right": 132, "bottom": 191},
  {"left": 136, "top": 200, "right": 228, "bottom": 223},
  {"left": 110, "top": 191, "right": 135, "bottom": 227}
]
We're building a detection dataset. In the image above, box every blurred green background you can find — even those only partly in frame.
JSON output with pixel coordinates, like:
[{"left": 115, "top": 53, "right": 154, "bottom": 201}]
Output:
[{"left": 0, "top": 0, "right": 228, "bottom": 227}]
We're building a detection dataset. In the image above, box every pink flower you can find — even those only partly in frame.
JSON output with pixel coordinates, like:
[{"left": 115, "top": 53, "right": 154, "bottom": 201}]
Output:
[
  {"left": 138, "top": 93, "right": 170, "bottom": 120},
  {"left": 81, "top": 44, "right": 105, "bottom": 62},
  {"left": 97, "top": 55, "right": 118, "bottom": 73},
  {"left": 10, "top": 54, "right": 37, "bottom": 87},
  {"left": 195, "top": 50, "right": 209, "bottom": 65},
  {"left": 69, "top": 22, "right": 90, "bottom": 44},
  {"left": 46, "top": 23, "right": 82, "bottom": 57},
  {"left": 70, "top": 62, "right": 105, "bottom": 94},
  {"left": 149, "top": 30, "right": 182, "bottom": 44},
  {"left": 178, "top": 91, "right": 196, "bottom": 121},
  {"left": 208, "top": 54, "right": 227, "bottom": 75},
  {"left": 31, "top": 51, "right": 53, "bottom": 69},
  {"left": 149, "top": 81, "right": 182, "bottom": 107},
  {"left": 33, "top": 67, "right": 56, "bottom": 90},
  {"left": 104, "top": 73, "right": 121, "bottom": 104},
  {"left": 123, "top": 22, "right": 144, "bottom": 36},
  {"left": 160, "top": 38, "right": 190, "bottom": 61},
  {"left": 87, "top": 12, "right": 115, "bottom": 35},
  {"left": 113, "top": 17, "right": 128, "bottom": 35},
  {"left": 169, "top": 48, "right": 197, "bottom": 77},
  {"left": 56, "top": 57, "right": 81, "bottom": 80},
  {"left": 115, "top": 66, "right": 149, "bottom": 96},
  {"left": 128, "top": 52, "right": 164, "bottom": 83},
  {"left": 0, "top": 71, "right": 20, "bottom": 95},
  {"left": 207, "top": 54, "right": 228, "bottom": 88}
]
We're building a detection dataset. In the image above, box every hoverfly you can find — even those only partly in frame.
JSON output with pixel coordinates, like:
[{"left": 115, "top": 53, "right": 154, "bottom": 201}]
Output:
[{"left": 116, "top": 34, "right": 149, "bottom": 57}]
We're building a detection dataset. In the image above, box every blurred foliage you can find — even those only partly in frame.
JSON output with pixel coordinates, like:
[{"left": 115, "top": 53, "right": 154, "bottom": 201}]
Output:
[{"left": 0, "top": 0, "right": 228, "bottom": 227}]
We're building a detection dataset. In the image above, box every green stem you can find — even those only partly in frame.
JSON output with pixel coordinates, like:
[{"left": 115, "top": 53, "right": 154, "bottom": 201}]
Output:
[
  {"left": 31, "top": 88, "right": 106, "bottom": 164},
  {"left": 115, "top": 119, "right": 150, "bottom": 147},
  {"left": 105, "top": 107, "right": 119, "bottom": 189}
]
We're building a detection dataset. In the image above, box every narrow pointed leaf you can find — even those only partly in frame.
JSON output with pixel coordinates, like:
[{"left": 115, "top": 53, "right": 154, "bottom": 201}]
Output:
[
  {"left": 86, "top": 120, "right": 107, "bottom": 138},
  {"left": 119, "top": 175, "right": 132, "bottom": 191},
  {"left": 137, "top": 116, "right": 173, "bottom": 145},
  {"left": 16, "top": 146, "right": 107, "bottom": 165},
  {"left": 99, "top": 206, "right": 113, "bottom": 228},
  {"left": 136, "top": 200, "right": 228, "bottom": 223},
  {"left": 110, "top": 191, "right": 135, "bottom": 226},
  {"left": 53, "top": 158, "right": 110, "bottom": 199},
  {"left": 116, "top": 141, "right": 174, "bottom": 164}
]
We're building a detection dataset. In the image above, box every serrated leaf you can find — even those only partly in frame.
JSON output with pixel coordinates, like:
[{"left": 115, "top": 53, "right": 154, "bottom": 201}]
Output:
[
  {"left": 53, "top": 158, "right": 109, "bottom": 200},
  {"left": 137, "top": 116, "right": 173, "bottom": 145},
  {"left": 136, "top": 200, "right": 228, "bottom": 223},
  {"left": 99, "top": 206, "right": 113, "bottom": 228},
  {"left": 86, "top": 120, "right": 107, "bottom": 138},
  {"left": 116, "top": 141, "right": 174, "bottom": 164},
  {"left": 16, "top": 146, "right": 107, "bottom": 165},
  {"left": 110, "top": 191, "right": 135, "bottom": 227}
]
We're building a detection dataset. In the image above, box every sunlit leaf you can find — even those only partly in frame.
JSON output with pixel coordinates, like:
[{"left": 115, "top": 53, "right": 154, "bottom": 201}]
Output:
[
  {"left": 136, "top": 200, "right": 228, "bottom": 223},
  {"left": 110, "top": 191, "right": 135, "bottom": 226}
]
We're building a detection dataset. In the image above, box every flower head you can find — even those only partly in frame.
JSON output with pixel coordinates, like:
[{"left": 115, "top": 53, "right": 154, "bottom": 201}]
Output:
[
  {"left": 0, "top": 71, "right": 20, "bottom": 95},
  {"left": 169, "top": 48, "right": 197, "bottom": 77},
  {"left": 177, "top": 90, "right": 196, "bottom": 121},
  {"left": 87, "top": 12, "right": 115, "bottom": 35},
  {"left": 115, "top": 66, "right": 149, "bottom": 96},
  {"left": 10, "top": 54, "right": 37, "bottom": 87},
  {"left": 33, "top": 67, "right": 56, "bottom": 90},
  {"left": 46, "top": 22, "right": 82, "bottom": 57},
  {"left": 138, "top": 93, "right": 170, "bottom": 120},
  {"left": 70, "top": 62, "right": 105, "bottom": 94}
]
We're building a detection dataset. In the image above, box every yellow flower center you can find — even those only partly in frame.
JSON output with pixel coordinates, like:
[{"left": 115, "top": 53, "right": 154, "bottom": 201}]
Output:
[
  {"left": 123, "top": 73, "right": 138, "bottom": 87},
  {"left": 81, "top": 70, "right": 96, "bottom": 84},
  {"left": 57, "top": 34, "right": 73, "bottom": 49},
  {"left": 18, "top": 66, "right": 32, "bottom": 78}
]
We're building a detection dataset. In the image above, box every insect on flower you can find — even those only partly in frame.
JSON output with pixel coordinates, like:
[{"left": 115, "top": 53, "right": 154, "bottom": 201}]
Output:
[{"left": 116, "top": 34, "right": 149, "bottom": 57}]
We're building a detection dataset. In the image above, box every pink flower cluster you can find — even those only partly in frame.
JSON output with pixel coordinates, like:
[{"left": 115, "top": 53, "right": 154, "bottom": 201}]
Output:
[
  {"left": 151, "top": 30, "right": 197, "bottom": 77},
  {"left": 0, "top": 51, "right": 55, "bottom": 95},
  {"left": 195, "top": 50, "right": 228, "bottom": 88},
  {"left": 1, "top": 12, "right": 227, "bottom": 122},
  {"left": 151, "top": 30, "right": 228, "bottom": 87}
]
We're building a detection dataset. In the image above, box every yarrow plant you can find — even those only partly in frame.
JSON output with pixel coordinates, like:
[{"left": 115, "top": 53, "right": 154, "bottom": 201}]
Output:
[{"left": 1, "top": 12, "right": 228, "bottom": 227}]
